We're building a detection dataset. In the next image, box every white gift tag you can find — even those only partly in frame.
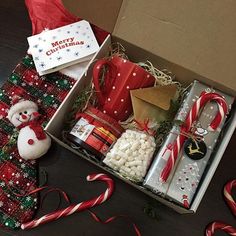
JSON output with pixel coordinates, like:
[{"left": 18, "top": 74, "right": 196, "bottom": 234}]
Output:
[{"left": 70, "top": 118, "right": 95, "bottom": 142}]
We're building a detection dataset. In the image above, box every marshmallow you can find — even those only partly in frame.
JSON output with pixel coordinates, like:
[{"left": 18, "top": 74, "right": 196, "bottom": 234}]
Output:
[{"left": 103, "top": 130, "right": 156, "bottom": 182}]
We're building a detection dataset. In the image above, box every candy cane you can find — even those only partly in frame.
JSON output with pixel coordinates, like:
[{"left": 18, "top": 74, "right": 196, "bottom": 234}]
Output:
[
  {"left": 184, "top": 92, "right": 228, "bottom": 131},
  {"left": 21, "top": 173, "right": 114, "bottom": 230},
  {"left": 206, "top": 222, "right": 236, "bottom": 236},
  {"left": 160, "top": 92, "right": 228, "bottom": 183},
  {"left": 224, "top": 180, "right": 236, "bottom": 215},
  {"left": 205, "top": 180, "right": 236, "bottom": 236}
]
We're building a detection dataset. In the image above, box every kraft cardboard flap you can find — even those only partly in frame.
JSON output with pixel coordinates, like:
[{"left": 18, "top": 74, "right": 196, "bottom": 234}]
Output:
[
  {"left": 114, "top": 0, "right": 236, "bottom": 92},
  {"left": 62, "top": 0, "right": 236, "bottom": 92},
  {"left": 130, "top": 84, "right": 177, "bottom": 122},
  {"left": 62, "top": 0, "right": 123, "bottom": 32},
  {"left": 131, "top": 84, "right": 177, "bottom": 111}
]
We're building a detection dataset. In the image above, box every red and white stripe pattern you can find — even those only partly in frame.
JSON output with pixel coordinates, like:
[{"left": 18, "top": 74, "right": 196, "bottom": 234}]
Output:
[
  {"left": 224, "top": 180, "right": 236, "bottom": 215},
  {"left": 205, "top": 180, "right": 236, "bottom": 236},
  {"left": 21, "top": 173, "right": 114, "bottom": 230},
  {"left": 160, "top": 92, "right": 228, "bottom": 183},
  {"left": 184, "top": 92, "right": 228, "bottom": 131},
  {"left": 159, "top": 133, "right": 186, "bottom": 183},
  {"left": 206, "top": 222, "right": 236, "bottom": 236}
]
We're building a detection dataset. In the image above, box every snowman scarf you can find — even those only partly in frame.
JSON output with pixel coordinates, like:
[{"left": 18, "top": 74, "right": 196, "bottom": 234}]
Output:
[
  {"left": 18, "top": 120, "right": 47, "bottom": 141},
  {"left": 0, "top": 0, "right": 108, "bottom": 230}
]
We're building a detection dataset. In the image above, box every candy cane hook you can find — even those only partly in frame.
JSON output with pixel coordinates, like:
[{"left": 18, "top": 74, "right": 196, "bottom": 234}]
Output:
[
  {"left": 206, "top": 222, "right": 236, "bottom": 236},
  {"left": 184, "top": 92, "right": 228, "bottom": 131},
  {"left": 205, "top": 180, "right": 236, "bottom": 236},
  {"left": 160, "top": 92, "right": 228, "bottom": 183},
  {"left": 21, "top": 173, "right": 114, "bottom": 229},
  {"left": 224, "top": 180, "right": 236, "bottom": 216}
]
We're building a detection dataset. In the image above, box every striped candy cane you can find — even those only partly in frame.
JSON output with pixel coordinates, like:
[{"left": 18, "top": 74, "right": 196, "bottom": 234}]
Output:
[
  {"left": 206, "top": 222, "right": 236, "bottom": 236},
  {"left": 160, "top": 92, "right": 228, "bottom": 183},
  {"left": 21, "top": 173, "right": 114, "bottom": 230},
  {"left": 205, "top": 180, "right": 236, "bottom": 236},
  {"left": 184, "top": 92, "right": 228, "bottom": 131},
  {"left": 224, "top": 180, "right": 236, "bottom": 215}
]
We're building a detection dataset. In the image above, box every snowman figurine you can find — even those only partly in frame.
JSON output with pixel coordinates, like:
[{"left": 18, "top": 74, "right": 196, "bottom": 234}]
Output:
[{"left": 7, "top": 98, "right": 51, "bottom": 160}]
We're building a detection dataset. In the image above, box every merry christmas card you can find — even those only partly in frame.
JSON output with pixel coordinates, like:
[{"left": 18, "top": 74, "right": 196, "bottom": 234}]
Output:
[{"left": 28, "top": 20, "right": 100, "bottom": 75}]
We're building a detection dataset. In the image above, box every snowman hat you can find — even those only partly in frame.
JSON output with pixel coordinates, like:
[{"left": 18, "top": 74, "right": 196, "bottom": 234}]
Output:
[{"left": 7, "top": 97, "right": 38, "bottom": 121}]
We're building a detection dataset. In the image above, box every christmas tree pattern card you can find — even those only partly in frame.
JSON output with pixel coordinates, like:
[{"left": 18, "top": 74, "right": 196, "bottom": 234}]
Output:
[{"left": 28, "top": 20, "right": 100, "bottom": 75}]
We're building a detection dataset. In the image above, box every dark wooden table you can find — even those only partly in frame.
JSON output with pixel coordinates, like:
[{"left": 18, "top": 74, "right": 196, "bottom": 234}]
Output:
[{"left": 0, "top": 1, "right": 235, "bottom": 236}]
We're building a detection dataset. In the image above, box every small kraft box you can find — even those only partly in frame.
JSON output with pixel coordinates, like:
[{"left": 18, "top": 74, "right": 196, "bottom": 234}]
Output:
[{"left": 45, "top": 0, "right": 236, "bottom": 213}]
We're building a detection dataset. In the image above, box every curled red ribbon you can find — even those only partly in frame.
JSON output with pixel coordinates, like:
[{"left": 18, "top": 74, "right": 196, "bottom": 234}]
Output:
[
  {"left": 134, "top": 119, "right": 155, "bottom": 136},
  {"left": 88, "top": 210, "right": 141, "bottom": 236}
]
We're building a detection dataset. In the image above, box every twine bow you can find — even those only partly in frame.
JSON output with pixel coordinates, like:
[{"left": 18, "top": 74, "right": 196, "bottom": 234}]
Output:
[{"left": 170, "top": 128, "right": 203, "bottom": 144}]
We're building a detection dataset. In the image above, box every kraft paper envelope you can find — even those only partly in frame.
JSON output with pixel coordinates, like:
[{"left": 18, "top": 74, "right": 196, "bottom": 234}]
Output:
[{"left": 130, "top": 84, "right": 177, "bottom": 122}]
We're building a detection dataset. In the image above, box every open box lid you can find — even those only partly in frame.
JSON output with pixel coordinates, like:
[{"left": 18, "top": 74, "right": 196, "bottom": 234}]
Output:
[{"left": 62, "top": 0, "right": 236, "bottom": 93}]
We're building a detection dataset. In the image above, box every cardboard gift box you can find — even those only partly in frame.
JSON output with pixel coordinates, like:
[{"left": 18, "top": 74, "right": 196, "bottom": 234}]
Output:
[{"left": 45, "top": 0, "right": 236, "bottom": 213}]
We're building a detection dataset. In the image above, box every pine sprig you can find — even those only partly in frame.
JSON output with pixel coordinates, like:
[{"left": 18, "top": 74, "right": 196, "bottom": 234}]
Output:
[
  {"left": 2, "top": 131, "right": 18, "bottom": 153},
  {"left": 63, "top": 86, "right": 95, "bottom": 131},
  {"left": 154, "top": 120, "right": 172, "bottom": 146}
]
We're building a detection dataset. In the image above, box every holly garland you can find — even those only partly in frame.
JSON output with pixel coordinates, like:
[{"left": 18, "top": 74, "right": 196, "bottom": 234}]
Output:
[{"left": 0, "top": 54, "right": 76, "bottom": 230}]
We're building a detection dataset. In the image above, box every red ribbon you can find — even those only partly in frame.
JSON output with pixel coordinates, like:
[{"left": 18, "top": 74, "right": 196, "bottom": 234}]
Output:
[
  {"left": 9, "top": 178, "right": 141, "bottom": 235},
  {"left": 134, "top": 119, "right": 155, "bottom": 136},
  {"left": 11, "top": 185, "right": 70, "bottom": 210},
  {"left": 88, "top": 210, "right": 141, "bottom": 236},
  {"left": 7, "top": 184, "right": 71, "bottom": 216}
]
